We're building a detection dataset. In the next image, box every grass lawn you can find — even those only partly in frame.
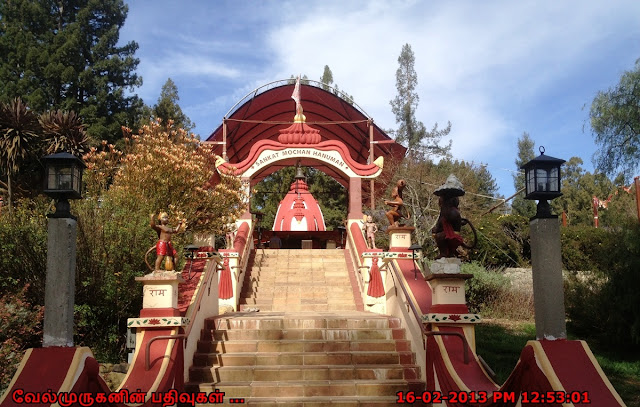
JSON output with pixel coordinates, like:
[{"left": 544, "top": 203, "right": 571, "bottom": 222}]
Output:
[{"left": 475, "top": 320, "right": 640, "bottom": 407}]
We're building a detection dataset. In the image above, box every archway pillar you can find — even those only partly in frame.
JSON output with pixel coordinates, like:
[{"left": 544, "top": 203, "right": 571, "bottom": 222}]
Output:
[{"left": 348, "top": 176, "right": 363, "bottom": 220}]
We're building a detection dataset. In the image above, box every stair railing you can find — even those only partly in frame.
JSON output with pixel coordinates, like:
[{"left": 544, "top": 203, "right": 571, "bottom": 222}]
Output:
[{"left": 387, "top": 260, "right": 469, "bottom": 364}]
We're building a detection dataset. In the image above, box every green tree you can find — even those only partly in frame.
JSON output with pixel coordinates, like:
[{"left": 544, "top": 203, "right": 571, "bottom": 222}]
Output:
[
  {"left": 390, "top": 43, "right": 451, "bottom": 160},
  {"left": 590, "top": 58, "right": 640, "bottom": 180},
  {"left": 320, "top": 65, "right": 334, "bottom": 91},
  {"left": 307, "top": 168, "right": 347, "bottom": 230},
  {"left": 152, "top": 78, "right": 194, "bottom": 132},
  {"left": 511, "top": 132, "right": 536, "bottom": 217},
  {"left": 0, "top": 0, "right": 143, "bottom": 145}
]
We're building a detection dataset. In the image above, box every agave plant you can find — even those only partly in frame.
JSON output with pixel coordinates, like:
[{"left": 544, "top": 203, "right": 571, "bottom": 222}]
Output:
[
  {"left": 0, "top": 98, "right": 42, "bottom": 212},
  {"left": 0, "top": 98, "right": 41, "bottom": 173},
  {"left": 39, "top": 110, "right": 89, "bottom": 157}
]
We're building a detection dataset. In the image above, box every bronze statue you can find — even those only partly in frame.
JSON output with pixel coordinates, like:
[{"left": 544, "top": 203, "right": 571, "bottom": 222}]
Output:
[
  {"left": 431, "top": 175, "right": 477, "bottom": 258},
  {"left": 385, "top": 179, "right": 409, "bottom": 226}
]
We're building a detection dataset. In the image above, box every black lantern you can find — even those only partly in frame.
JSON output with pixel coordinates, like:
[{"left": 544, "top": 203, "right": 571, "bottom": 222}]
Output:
[
  {"left": 42, "top": 152, "right": 85, "bottom": 218},
  {"left": 521, "top": 147, "right": 565, "bottom": 218}
]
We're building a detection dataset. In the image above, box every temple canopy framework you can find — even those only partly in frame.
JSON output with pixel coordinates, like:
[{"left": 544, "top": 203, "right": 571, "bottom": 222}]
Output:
[{"left": 206, "top": 80, "right": 406, "bottom": 208}]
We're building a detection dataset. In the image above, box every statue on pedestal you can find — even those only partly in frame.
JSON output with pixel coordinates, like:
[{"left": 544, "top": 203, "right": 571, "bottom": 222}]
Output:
[
  {"left": 147, "top": 212, "right": 186, "bottom": 273},
  {"left": 431, "top": 175, "right": 477, "bottom": 258},
  {"left": 225, "top": 222, "right": 237, "bottom": 250},
  {"left": 362, "top": 215, "right": 378, "bottom": 249},
  {"left": 385, "top": 179, "right": 410, "bottom": 227}
]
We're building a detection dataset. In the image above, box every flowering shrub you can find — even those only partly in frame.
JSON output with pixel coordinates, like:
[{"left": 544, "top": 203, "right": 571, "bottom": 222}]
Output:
[
  {"left": 84, "top": 120, "right": 245, "bottom": 233},
  {"left": 73, "top": 120, "right": 245, "bottom": 361}
]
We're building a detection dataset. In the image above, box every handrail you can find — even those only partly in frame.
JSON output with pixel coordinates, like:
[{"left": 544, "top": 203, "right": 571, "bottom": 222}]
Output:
[
  {"left": 145, "top": 335, "right": 186, "bottom": 370},
  {"left": 388, "top": 261, "right": 469, "bottom": 364},
  {"left": 182, "top": 254, "right": 222, "bottom": 342}
]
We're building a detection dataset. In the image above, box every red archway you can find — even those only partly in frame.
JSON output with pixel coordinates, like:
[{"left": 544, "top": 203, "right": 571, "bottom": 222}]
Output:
[{"left": 206, "top": 80, "right": 406, "bottom": 206}]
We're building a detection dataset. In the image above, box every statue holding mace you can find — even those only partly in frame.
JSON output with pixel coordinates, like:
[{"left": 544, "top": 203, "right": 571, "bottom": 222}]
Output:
[
  {"left": 431, "top": 175, "right": 477, "bottom": 258},
  {"left": 146, "top": 212, "right": 186, "bottom": 273}
]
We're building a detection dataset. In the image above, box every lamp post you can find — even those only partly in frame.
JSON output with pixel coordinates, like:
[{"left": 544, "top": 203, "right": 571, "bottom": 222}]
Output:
[
  {"left": 254, "top": 211, "right": 264, "bottom": 248},
  {"left": 521, "top": 146, "right": 566, "bottom": 340},
  {"left": 184, "top": 244, "right": 200, "bottom": 280},
  {"left": 408, "top": 244, "right": 422, "bottom": 280},
  {"left": 520, "top": 146, "right": 565, "bottom": 219},
  {"left": 337, "top": 225, "right": 346, "bottom": 248},
  {"left": 42, "top": 152, "right": 85, "bottom": 347}
]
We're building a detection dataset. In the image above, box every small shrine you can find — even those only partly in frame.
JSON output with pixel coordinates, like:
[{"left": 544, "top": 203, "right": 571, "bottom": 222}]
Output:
[{"left": 272, "top": 171, "right": 326, "bottom": 232}]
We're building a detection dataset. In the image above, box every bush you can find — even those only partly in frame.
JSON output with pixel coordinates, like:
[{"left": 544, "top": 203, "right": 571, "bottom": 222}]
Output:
[
  {"left": 462, "top": 262, "right": 534, "bottom": 320},
  {"left": 0, "top": 285, "right": 43, "bottom": 394},
  {"left": 0, "top": 199, "right": 49, "bottom": 304},
  {"left": 561, "top": 225, "right": 610, "bottom": 271},
  {"left": 462, "top": 262, "right": 509, "bottom": 314},
  {"left": 468, "top": 214, "right": 530, "bottom": 268},
  {"left": 565, "top": 221, "right": 640, "bottom": 347}
]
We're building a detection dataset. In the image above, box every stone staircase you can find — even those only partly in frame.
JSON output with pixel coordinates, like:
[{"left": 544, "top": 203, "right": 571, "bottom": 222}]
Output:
[
  {"left": 184, "top": 249, "right": 426, "bottom": 405},
  {"left": 186, "top": 311, "right": 425, "bottom": 406},
  {"left": 239, "top": 249, "right": 359, "bottom": 312}
]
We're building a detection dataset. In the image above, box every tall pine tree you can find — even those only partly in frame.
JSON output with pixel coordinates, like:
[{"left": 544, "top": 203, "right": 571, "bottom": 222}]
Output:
[
  {"left": 390, "top": 43, "right": 451, "bottom": 160},
  {"left": 153, "top": 78, "right": 194, "bottom": 132},
  {"left": 320, "top": 65, "right": 334, "bottom": 91},
  {"left": 0, "top": 0, "right": 142, "bottom": 145}
]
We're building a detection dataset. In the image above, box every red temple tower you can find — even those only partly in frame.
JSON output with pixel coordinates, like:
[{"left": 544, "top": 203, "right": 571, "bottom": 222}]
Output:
[{"left": 272, "top": 176, "right": 326, "bottom": 232}]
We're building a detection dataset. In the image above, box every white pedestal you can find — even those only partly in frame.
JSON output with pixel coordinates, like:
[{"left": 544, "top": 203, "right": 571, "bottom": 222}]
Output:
[
  {"left": 387, "top": 226, "right": 415, "bottom": 249},
  {"left": 136, "top": 272, "right": 184, "bottom": 309},
  {"left": 429, "top": 276, "right": 469, "bottom": 305}
]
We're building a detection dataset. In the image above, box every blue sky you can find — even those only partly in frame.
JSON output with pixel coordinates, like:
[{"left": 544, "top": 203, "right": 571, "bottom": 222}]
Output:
[{"left": 119, "top": 0, "right": 640, "bottom": 197}]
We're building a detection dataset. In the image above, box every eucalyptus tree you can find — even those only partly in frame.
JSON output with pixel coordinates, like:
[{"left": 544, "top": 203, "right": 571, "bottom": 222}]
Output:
[{"left": 590, "top": 58, "right": 640, "bottom": 181}]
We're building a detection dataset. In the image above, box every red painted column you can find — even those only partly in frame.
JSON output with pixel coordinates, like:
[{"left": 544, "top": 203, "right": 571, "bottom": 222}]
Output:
[{"left": 348, "top": 177, "right": 363, "bottom": 219}]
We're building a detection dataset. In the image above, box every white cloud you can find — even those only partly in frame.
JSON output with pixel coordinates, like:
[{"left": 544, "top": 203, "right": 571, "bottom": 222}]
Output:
[{"left": 122, "top": 0, "right": 640, "bottom": 194}]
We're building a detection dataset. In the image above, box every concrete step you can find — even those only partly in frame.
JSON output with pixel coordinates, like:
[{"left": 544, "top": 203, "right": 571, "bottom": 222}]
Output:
[
  {"left": 189, "top": 364, "right": 420, "bottom": 383},
  {"left": 197, "top": 339, "right": 412, "bottom": 353},
  {"left": 192, "top": 350, "right": 416, "bottom": 368},
  {"left": 202, "top": 327, "right": 404, "bottom": 341},
  {"left": 238, "top": 303, "right": 360, "bottom": 312},
  {"left": 189, "top": 379, "right": 425, "bottom": 398},
  {"left": 238, "top": 299, "right": 357, "bottom": 307},
  {"left": 188, "top": 311, "right": 425, "bottom": 405},
  {"left": 240, "top": 287, "right": 355, "bottom": 296}
]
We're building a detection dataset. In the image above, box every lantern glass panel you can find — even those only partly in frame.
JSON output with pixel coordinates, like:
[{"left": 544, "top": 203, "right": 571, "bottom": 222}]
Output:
[
  {"left": 46, "top": 167, "right": 56, "bottom": 190},
  {"left": 527, "top": 168, "right": 536, "bottom": 195},
  {"left": 59, "top": 167, "right": 73, "bottom": 190},
  {"left": 72, "top": 166, "right": 81, "bottom": 193},
  {"left": 47, "top": 166, "right": 72, "bottom": 190},
  {"left": 536, "top": 169, "right": 549, "bottom": 192},
  {"left": 549, "top": 167, "right": 559, "bottom": 192}
]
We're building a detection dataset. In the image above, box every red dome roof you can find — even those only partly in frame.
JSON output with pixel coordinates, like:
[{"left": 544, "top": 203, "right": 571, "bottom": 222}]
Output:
[{"left": 206, "top": 81, "right": 406, "bottom": 201}]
